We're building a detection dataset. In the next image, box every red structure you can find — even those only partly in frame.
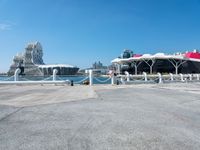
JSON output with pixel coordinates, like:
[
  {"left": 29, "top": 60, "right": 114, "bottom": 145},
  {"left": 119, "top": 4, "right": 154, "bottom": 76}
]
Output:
[{"left": 185, "top": 51, "right": 200, "bottom": 59}]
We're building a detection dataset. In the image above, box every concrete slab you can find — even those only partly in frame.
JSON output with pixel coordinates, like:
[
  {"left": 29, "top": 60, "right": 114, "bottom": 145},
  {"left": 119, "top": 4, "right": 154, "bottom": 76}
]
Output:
[
  {"left": 0, "top": 85, "right": 97, "bottom": 107},
  {"left": 0, "top": 83, "right": 200, "bottom": 150}
]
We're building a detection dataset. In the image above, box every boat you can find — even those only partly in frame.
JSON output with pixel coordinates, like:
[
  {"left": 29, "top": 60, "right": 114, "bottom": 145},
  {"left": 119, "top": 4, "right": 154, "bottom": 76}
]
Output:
[
  {"left": 8, "top": 42, "right": 79, "bottom": 76},
  {"left": 111, "top": 49, "right": 200, "bottom": 75}
]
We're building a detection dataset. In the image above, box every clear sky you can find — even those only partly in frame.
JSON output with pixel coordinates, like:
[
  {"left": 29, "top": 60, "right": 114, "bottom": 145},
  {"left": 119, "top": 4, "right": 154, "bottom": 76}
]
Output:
[{"left": 0, "top": 0, "right": 200, "bottom": 72}]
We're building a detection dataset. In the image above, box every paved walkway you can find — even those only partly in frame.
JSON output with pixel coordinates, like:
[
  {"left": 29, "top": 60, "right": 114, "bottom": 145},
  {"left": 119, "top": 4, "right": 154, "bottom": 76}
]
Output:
[
  {"left": 0, "top": 85, "right": 97, "bottom": 107},
  {"left": 0, "top": 83, "right": 200, "bottom": 150}
]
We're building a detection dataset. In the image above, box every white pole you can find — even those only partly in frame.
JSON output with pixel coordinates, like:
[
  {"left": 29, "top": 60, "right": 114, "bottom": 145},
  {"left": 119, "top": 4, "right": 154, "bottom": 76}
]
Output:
[
  {"left": 179, "top": 73, "right": 184, "bottom": 82},
  {"left": 188, "top": 74, "right": 192, "bottom": 81},
  {"left": 89, "top": 69, "right": 93, "bottom": 86},
  {"left": 111, "top": 74, "right": 115, "bottom": 85},
  {"left": 125, "top": 71, "right": 130, "bottom": 82},
  {"left": 53, "top": 69, "right": 58, "bottom": 81},
  {"left": 169, "top": 73, "right": 173, "bottom": 81},
  {"left": 157, "top": 73, "right": 162, "bottom": 83},
  {"left": 175, "top": 66, "right": 178, "bottom": 75},
  {"left": 143, "top": 72, "right": 147, "bottom": 81},
  {"left": 14, "top": 68, "right": 21, "bottom": 81},
  {"left": 197, "top": 74, "right": 200, "bottom": 80}
]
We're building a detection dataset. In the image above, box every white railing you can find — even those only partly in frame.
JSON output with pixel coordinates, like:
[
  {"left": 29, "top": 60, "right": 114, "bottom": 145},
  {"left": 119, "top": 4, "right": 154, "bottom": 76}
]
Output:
[
  {"left": 93, "top": 76, "right": 111, "bottom": 83},
  {"left": 1, "top": 69, "right": 200, "bottom": 85},
  {"left": 115, "top": 72, "right": 200, "bottom": 85}
]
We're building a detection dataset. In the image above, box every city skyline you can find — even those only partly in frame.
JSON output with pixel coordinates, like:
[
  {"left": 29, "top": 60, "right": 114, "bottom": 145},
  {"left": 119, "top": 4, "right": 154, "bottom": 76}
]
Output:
[{"left": 1, "top": 0, "right": 200, "bottom": 72}]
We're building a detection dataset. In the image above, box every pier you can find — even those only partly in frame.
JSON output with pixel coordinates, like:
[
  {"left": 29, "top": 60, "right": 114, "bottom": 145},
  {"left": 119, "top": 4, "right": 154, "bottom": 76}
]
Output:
[{"left": 1, "top": 83, "right": 200, "bottom": 149}]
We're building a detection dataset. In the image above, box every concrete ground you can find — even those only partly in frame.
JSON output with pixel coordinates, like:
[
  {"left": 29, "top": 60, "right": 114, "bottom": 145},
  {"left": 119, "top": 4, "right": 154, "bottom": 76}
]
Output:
[{"left": 0, "top": 83, "right": 200, "bottom": 150}]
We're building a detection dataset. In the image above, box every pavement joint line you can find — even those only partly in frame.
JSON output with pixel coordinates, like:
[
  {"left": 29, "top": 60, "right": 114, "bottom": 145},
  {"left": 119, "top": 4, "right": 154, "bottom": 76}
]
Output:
[{"left": 0, "top": 106, "right": 24, "bottom": 122}]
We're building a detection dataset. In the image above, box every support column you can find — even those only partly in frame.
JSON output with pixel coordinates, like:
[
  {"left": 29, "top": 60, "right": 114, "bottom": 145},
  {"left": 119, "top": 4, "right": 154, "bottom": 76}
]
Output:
[
  {"left": 143, "top": 59, "right": 155, "bottom": 74},
  {"left": 134, "top": 65, "right": 137, "bottom": 75},
  {"left": 168, "top": 59, "right": 187, "bottom": 75},
  {"left": 175, "top": 66, "right": 178, "bottom": 75},
  {"left": 131, "top": 61, "right": 142, "bottom": 75}
]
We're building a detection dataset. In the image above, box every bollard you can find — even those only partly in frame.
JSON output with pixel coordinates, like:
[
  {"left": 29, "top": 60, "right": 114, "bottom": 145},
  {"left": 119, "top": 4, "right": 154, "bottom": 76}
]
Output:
[
  {"left": 53, "top": 69, "right": 58, "bottom": 81},
  {"left": 116, "top": 80, "right": 119, "bottom": 85},
  {"left": 71, "top": 80, "right": 74, "bottom": 86},
  {"left": 196, "top": 74, "right": 199, "bottom": 80},
  {"left": 188, "top": 74, "right": 192, "bottom": 81},
  {"left": 143, "top": 72, "right": 147, "bottom": 82},
  {"left": 124, "top": 71, "right": 130, "bottom": 82},
  {"left": 89, "top": 69, "right": 93, "bottom": 86},
  {"left": 14, "top": 68, "right": 21, "bottom": 81},
  {"left": 157, "top": 73, "right": 162, "bottom": 83},
  {"left": 111, "top": 74, "right": 115, "bottom": 85},
  {"left": 169, "top": 73, "right": 173, "bottom": 81},
  {"left": 179, "top": 73, "right": 184, "bottom": 82}
]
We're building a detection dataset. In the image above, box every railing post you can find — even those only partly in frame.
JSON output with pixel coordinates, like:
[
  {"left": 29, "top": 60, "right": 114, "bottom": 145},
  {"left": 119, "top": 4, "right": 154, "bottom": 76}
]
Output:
[
  {"left": 197, "top": 74, "right": 200, "bottom": 80},
  {"left": 179, "top": 73, "right": 184, "bottom": 82},
  {"left": 188, "top": 74, "right": 192, "bottom": 81},
  {"left": 169, "top": 73, "right": 173, "bottom": 81},
  {"left": 111, "top": 74, "right": 115, "bottom": 85},
  {"left": 157, "top": 73, "right": 162, "bottom": 83},
  {"left": 14, "top": 68, "right": 21, "bottom": 81},
  {"left": 125, "top": 71, "right": 130, "bottom": 82},
  {"left": 89, "top": 69, "right": 93, "bottom": 86},
  {"left": 143, "top": 72, "right": 147, "bottom": 82},
  {"left": 53, "top": 69, "right": 58, "bottom": 81}
]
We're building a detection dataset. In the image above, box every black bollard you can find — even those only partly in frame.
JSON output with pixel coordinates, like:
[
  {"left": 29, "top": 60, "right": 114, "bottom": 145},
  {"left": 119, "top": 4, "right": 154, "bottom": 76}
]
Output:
[
  {"left": 116, "top": 80, "right": 119, "bottom": 85},
  {"left": 71, "top": 80, "right": 74, "bottom": 86}
]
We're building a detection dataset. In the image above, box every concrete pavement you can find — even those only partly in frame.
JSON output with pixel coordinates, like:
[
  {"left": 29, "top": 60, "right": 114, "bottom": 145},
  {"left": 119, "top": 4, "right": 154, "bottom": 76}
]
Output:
[{"left": 0, "top": 83, "right": 200, "bottom": 150}]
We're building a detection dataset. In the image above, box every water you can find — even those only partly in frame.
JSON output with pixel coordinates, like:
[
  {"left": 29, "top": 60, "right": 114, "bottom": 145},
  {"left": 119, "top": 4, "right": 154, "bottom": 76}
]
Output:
[{"left": 0, "top": 75, "right": 111, "bottom": 84}]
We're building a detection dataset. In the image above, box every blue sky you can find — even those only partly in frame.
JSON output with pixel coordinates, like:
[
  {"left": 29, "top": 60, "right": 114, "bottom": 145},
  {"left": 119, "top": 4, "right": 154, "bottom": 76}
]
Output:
[{"left": 0, "top": 0, "right": 200, "bottom": 72}]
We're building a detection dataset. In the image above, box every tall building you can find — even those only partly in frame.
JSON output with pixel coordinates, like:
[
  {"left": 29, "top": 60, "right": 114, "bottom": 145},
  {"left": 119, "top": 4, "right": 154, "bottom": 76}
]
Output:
[{"left": 8, "top": 42, "right": 79, "bottom": 76}]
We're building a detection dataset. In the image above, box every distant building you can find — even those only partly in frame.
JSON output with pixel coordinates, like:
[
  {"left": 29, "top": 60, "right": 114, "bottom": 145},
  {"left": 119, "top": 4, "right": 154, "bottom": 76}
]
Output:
[
  {"left": 92, "top": 61, "right": 108, "bottom": 75},
  {"left": 112, "top": 49, "right": 200, "bottom": 75},
  {"left": 8, "top": 42, "right": 79, "bottom": 76}
]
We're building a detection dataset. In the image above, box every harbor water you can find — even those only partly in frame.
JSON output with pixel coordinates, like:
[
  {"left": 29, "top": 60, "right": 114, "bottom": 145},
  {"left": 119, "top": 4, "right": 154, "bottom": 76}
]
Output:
[{"left": 0, "top": 75, "right": 111, "bottom": 84}]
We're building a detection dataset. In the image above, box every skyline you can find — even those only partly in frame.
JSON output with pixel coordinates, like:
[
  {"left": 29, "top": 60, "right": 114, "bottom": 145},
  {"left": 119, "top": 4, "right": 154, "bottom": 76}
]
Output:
[{"left": 1, "top": 0, "right": 200, "bottom": 72}]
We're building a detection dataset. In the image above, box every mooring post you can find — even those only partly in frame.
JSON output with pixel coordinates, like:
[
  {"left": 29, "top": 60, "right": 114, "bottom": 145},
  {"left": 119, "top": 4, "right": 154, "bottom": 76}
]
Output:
[
  {"left": 53, "top": 69, "right": 58, "bottom": 81},
  {"left": 188, "top": 74, "right": 192, "bottom": 81},
  {"left": 89, "top": 69, "right": 93, "bottom": 86},
  {"left": 157, "top": 73, "right": 162, "bottom": 83},
  {"left": 179, "top": 73, "right": 184, "bottom": 82},
  {"left": 14, "top": 68, "right": 21, "bottom": 81},
  {"left": 143, "top": 72, "right": 147, "bottom": 82},
  {"left": 169, "top": 73, "right": 173, "bottom": 81},
  {"left": 111, "top": 74, "right": 115, "bottom": 85},
  {"left": 197, "top": 74, "right": 200, "bottom": 80},
  {"left": 125, "top": 71, "right": 130, "bottom": 82}
]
